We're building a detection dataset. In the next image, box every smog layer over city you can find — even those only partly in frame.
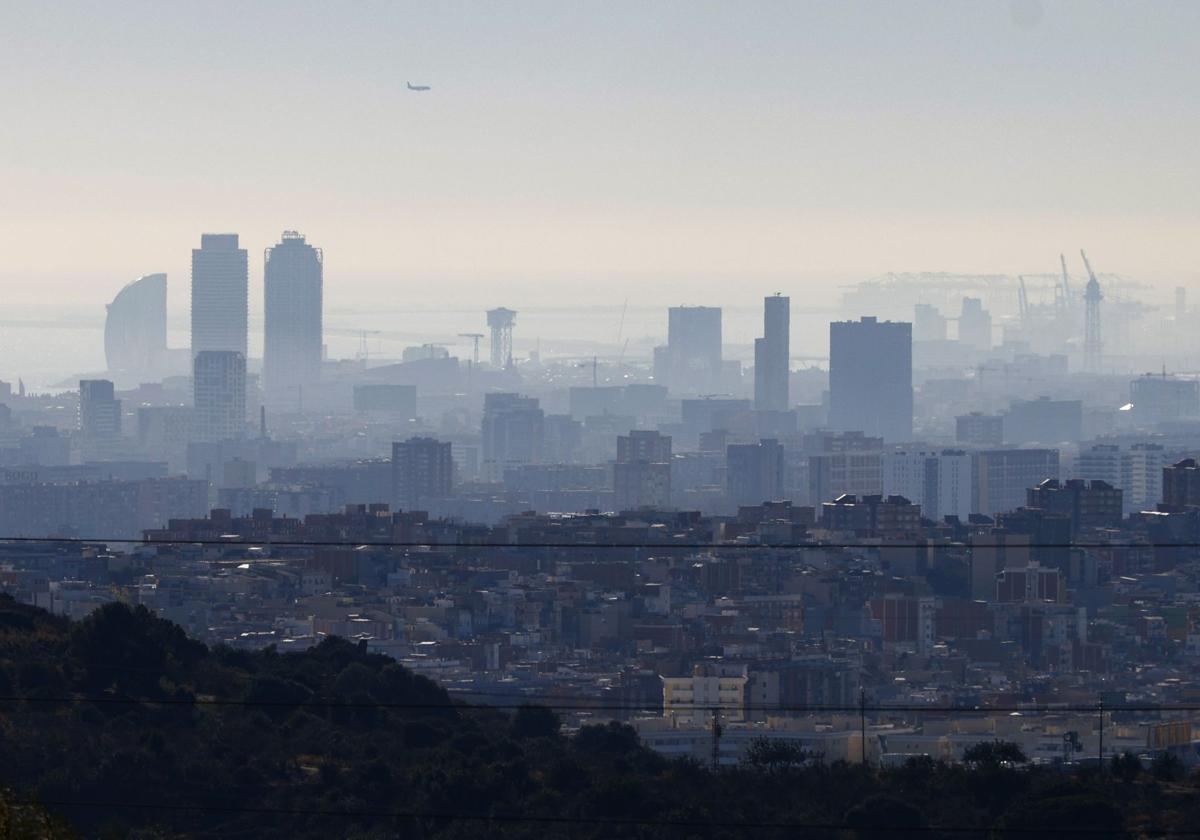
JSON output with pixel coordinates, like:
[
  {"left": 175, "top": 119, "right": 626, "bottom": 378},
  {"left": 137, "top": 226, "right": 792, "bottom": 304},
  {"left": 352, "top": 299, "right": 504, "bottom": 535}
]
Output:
[{"left": 1, "top": 1, "right": 1200, "bottom": 837}]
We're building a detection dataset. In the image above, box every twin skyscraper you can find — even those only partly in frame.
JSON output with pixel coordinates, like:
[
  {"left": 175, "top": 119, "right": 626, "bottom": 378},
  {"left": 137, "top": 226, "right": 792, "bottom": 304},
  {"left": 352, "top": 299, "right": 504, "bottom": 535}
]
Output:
[{"left": 190, "top": 230, "right": 323, "bottom": 404}]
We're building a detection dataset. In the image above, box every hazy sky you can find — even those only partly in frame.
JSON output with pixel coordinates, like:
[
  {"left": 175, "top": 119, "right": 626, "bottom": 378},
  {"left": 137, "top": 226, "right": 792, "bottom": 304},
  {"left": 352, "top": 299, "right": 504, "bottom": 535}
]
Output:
[{"left": 1, "top": 0, "right": 1198, "bottom": 309}]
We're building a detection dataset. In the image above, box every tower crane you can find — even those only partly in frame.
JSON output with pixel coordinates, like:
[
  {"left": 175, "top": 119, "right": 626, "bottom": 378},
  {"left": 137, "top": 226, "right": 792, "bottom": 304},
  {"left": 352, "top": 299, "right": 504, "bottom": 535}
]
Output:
[
  {"left": 458, "top": 333, "right": 484, "bottom": 366},
  {"left": 1080, "top": 249, "right": 1103, "bottom": 373},
  {"left": 1080, "top": 249, "right": 1098, "bottom": 286},
  {"left": 1058, "top": 253, "right": 1072, "bottom": 313},
  {"left": 1017, "top": 275, "right": 1031, "bottom": 332}
]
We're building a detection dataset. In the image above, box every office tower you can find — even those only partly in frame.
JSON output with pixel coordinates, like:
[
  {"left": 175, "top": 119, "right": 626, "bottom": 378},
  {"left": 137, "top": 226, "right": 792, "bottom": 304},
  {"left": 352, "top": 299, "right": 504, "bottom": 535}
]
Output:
[
  {"left": 264, "top": 231, "right": 322, "bottom": 399},
  {"left": 79, "top": 379, "right": 121, "bottom": 438},
  {"left": 882, "top": 449, "right": 973, "bottom": 521},
  {"left": 193, "top": 351, "right": 246, "bottom": 442},
  {"left": 913, "top": 304, "right": 947, "bottom": 342},
  {"left": 956, "top": 412, "right": 1004, "bottom": 446},
  {"left": 392, "top": 437, "right": 453, "bottom": 510},
  {"left": 726, "top": 438, "right": 784, "bottom": 507},
  {"left": 613, "top": 430, "right": 672, "bottom": 510},
  {"left": 754, "top": 294, "right": 789, "bottom": 411},
  {"left": 191, "top": 234, "right": 248, "bottom": 359},
  {"left": 973, "top": 448, "right": 1059, "bottom": 517},
  {"left": 828, "top": 317, "right": 912, "bottom": 442},
  {"left": 104, "top": 273, "right": 167, "bottom": 382},
  {"left": 957, "top": 297, "right": 992, "bottom": 350},
  {"left": 481, "top": 393, "right": 544, "bottom": 481},
  {"left": 656, "top": 306, "right": 722, "bottom": 393}
]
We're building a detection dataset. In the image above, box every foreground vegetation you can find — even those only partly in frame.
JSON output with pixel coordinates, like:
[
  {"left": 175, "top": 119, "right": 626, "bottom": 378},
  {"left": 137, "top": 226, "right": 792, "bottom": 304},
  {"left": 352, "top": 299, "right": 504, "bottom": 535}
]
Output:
[{"left": 0, "top": 596, "right": 1196, "bottom": 838}]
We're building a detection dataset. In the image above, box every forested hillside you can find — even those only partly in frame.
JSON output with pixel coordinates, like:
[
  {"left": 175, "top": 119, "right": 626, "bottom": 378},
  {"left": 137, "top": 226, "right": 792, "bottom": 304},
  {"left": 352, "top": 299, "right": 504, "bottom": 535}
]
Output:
[{"left": 0, "top": 596, "right": 1194, "bottom": 838}]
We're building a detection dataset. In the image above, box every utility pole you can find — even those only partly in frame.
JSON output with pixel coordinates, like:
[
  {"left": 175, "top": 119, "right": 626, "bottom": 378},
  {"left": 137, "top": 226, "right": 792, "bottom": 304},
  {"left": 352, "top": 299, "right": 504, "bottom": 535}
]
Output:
[
  {"left": 1098, "top": 699, "right": 1105, "bottom": 770},
  {"left": 859, "top": 688, "right": 867, "bottom": 766},
  {"left": 711, "top": 708, "right": 722, "bottom": 770}
]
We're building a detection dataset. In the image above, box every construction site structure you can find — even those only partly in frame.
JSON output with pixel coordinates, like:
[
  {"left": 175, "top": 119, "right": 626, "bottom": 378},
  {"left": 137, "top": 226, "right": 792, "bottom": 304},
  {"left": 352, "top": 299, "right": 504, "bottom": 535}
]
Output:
[
  {"left": 1081, "top": 250, "right": 1103, "bottom": 373},
  {"left": 486, "top": 308, "right": 517, "bottom": 370},
  {"left": 458, "top": 333, "right": 484, "bottom": 366}
]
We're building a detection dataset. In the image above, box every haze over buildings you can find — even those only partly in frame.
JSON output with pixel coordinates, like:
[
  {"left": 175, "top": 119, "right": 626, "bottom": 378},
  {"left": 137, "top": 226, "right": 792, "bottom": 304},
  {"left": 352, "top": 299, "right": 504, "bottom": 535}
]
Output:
[{"left": 3, "top": 3, "right": 1200, "bottom": 832}]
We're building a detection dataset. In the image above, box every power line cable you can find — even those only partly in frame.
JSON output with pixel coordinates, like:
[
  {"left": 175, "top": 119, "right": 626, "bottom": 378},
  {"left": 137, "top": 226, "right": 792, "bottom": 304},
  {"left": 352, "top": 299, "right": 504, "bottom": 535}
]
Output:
[
  {"left": 0, "top": 535, "right": 1195, "bottom": 549},
  {"left": 0, "top": 691, "right": 1189, "bottom": 716},
  {"left": 22, "top": 796, "right": 1200, "bottom": 836}
]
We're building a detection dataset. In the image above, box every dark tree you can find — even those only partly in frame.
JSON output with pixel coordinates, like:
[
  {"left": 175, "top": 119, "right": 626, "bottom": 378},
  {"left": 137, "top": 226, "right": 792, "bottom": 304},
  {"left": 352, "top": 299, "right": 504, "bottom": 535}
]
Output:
[
  {"left": 962, "top": 740, "right": 1028, "bottom": 767},
  {"left": 740, "top": 737, "right": 811, "bottom": 772},
  {"left": 844, "top": 794, "right": 927, "bottom": 840},
  {"left": 1111, "top": 751, "right": 1142, "bottom": 783},
  {"left": 1151, "top": 752, "right": 1184, "bottom": 782},
  {"left": 510, "top": 704, "right": 561, "bottom": 740}
]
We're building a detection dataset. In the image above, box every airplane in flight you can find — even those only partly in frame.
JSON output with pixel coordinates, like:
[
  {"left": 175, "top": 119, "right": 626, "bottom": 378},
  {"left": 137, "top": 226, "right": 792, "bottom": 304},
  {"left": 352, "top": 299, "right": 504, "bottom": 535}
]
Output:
[{"left": 407, "top": 82, "right": 431, "bottom": 91}]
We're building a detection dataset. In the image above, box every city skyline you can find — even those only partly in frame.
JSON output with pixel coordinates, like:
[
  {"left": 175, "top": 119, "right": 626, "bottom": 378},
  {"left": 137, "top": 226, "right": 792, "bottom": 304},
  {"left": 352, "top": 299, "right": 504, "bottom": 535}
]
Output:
[
  {"left": 3, "top": 2, "right": 1200, "bottom": 834},
  {"left": 3, "top": 1, "right": 1199, "bottom": 309}
]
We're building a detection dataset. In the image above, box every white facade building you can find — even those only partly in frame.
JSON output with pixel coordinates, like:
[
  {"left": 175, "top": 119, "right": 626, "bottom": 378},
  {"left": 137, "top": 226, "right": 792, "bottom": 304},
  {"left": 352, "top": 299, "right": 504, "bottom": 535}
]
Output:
[{"left": 882, "top": 449, "right": 973, "bottom": 521}]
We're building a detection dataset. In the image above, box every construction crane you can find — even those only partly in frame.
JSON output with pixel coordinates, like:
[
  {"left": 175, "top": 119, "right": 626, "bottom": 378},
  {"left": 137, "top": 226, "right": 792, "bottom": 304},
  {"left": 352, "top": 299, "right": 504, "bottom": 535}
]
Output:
[
  {"left": 1058, "top": 253, "right": 1072, "bottom": 313},
  {"left": 458, "top": 333, "right": 484, "bottom": 366},
  {"left": 1080, "top": 249, "right": 1098, "bottom": 286},
  {"left": 1017, "top": 275, "right": 1031, "bottom": 332},
  {"left": 1080, "top": 249, "right": 1103, "bottom": 372},
  {"left": 356, "top": 330, "right": 382, "bottom": 363},
  {"left": 576, "top": 356, "right": 599, "bottom": 388}
]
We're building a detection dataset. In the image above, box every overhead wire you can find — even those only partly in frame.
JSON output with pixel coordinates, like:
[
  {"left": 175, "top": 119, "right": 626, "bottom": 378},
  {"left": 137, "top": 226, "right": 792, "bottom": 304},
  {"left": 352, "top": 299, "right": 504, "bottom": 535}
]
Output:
[
  {"left": 20, "top": 796, "right": 1200, "bottom": 836},
  {"left": 0, "top": 691, "right": 1188, "bottom": 716},
  {"left": 0, "top": 535, "right": 1195, "bottom": 549}
]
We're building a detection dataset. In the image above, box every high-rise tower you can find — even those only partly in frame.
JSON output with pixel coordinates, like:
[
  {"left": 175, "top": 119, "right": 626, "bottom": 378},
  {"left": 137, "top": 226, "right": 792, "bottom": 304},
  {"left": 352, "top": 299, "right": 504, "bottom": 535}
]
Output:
[
  {"left": 754, "top": 294, "right": 789, "bottom": 411},
  {"left": 105, "top": 273, "right": 168, "bottom": 382},
  {"left": 656, "top": 306, "right": 723, "bottom": 394},
  {"left": 264, "top": 231, "right": 323, "bottom": 400},
  {"left": 191, "top": 234, "right": 248, "bottom": 360},
  {"left": 829, "top": 316, "right": 913, "bottom": 442},
  {"left": 193, "top": 350, "right": 246, "bottom": 442}
]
